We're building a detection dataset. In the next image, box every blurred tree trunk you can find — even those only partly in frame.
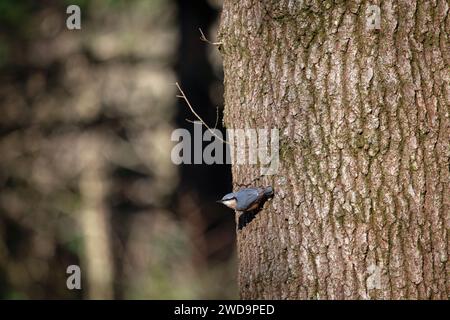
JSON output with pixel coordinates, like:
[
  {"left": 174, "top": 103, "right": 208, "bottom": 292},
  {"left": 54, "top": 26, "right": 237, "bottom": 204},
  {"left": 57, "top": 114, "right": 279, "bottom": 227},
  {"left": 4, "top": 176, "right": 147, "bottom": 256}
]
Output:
[
  {"left": 79, "top": 138, "right": 113, "bottom": 299},
  {"left": 219, "top": 0, "right": 449, "bottom": 299}
]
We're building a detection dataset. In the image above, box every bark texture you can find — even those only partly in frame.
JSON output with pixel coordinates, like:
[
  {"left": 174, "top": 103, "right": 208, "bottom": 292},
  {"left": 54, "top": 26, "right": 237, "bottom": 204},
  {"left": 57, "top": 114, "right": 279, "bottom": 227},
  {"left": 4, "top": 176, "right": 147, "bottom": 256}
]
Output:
[{"left": 219, "top": 0, "right": 449, "bottom": 299}]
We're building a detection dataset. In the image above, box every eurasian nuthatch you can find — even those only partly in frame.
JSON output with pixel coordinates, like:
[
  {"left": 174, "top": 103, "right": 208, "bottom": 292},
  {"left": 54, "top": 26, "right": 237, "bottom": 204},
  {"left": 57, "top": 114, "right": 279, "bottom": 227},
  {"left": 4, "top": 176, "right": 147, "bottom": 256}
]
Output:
[{"left": 217, "top": 186, "right": 274, "bottom": 212}]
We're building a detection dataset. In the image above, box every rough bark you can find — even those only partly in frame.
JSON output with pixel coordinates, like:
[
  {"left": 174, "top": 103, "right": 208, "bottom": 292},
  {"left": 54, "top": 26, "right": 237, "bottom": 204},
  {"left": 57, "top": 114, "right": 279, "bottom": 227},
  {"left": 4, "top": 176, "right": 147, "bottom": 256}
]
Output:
[{"left": 219, "top": 0, "right": 449, "bottom": 299}]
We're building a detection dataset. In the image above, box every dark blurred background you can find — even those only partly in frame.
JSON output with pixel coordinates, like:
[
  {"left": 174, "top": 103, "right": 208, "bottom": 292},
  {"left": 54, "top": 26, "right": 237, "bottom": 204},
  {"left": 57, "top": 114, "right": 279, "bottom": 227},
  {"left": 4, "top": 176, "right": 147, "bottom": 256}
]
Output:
[{"left": 0, "top": 0, "right": 235, "bottom": 299}]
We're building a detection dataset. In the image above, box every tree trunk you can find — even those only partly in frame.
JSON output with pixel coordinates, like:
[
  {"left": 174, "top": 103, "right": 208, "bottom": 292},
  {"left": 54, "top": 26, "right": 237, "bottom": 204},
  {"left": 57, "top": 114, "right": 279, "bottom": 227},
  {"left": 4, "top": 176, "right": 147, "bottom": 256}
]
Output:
[{"left": 219, "top": 0, "right": 449, "bottom": 299}]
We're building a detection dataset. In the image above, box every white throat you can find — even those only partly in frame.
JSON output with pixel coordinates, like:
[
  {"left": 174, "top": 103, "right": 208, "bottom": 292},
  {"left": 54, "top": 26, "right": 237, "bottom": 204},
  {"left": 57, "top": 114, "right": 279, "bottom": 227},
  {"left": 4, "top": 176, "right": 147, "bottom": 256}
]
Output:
[{"left": 222, "top": 199, "right": 237, "bottom": 209}]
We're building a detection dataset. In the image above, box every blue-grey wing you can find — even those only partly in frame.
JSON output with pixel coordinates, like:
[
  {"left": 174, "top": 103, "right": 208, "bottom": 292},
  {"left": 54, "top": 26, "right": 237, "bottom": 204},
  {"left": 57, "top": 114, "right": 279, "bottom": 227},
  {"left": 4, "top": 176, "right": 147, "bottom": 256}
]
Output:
[{"left": 235, "top": 188, "right": 262, "bottom": 211}]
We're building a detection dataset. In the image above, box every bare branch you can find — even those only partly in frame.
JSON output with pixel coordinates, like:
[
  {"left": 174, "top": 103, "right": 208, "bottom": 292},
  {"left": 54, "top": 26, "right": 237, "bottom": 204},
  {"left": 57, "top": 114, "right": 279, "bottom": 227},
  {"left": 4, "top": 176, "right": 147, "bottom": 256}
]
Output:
[
  {"left": 199, "top": 28, "right": 223, "bottom": 46},
  {"left": 214, "top": 106, "right": 219, "bottom": 129},
  {"left": 175, "top": 82, "right": 229, "bottom": 145}
]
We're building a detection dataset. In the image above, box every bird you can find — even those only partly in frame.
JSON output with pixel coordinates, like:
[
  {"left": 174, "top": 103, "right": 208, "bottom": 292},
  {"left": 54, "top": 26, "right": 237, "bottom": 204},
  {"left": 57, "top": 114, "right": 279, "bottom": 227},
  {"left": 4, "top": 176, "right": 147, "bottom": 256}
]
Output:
[{"left": 217, "top": 186, "right": 274, "bottom": 212}]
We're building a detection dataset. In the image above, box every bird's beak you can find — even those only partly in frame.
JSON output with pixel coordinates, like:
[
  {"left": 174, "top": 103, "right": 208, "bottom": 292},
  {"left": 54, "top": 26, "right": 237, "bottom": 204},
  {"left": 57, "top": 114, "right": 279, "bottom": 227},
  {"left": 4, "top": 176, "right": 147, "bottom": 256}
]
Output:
[{"left": 216, "top": 200, "right": 223, "bottom": 203}]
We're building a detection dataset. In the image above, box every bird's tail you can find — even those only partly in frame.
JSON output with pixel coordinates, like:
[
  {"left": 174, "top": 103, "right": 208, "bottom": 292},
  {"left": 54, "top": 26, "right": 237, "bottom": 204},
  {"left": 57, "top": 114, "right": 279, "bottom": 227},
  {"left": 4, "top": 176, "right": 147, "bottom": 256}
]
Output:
[{"left": 264, "top": 186, "right": 274, "bottom": 197}]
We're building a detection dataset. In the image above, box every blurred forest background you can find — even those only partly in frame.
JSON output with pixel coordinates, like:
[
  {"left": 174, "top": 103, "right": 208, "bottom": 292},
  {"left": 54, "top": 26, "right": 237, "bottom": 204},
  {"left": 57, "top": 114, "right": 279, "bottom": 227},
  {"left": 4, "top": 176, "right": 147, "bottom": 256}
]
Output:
[{"left": 0, "top": 0, "right": 236, "bottom": 299}]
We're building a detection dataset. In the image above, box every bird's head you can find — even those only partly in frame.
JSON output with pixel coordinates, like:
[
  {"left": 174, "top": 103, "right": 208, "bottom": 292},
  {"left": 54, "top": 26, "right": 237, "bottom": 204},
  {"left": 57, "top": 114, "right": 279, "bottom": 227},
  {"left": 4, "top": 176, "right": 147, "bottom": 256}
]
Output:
[{"left": 217, "top": 193, "right": 237, "bottom": 209}]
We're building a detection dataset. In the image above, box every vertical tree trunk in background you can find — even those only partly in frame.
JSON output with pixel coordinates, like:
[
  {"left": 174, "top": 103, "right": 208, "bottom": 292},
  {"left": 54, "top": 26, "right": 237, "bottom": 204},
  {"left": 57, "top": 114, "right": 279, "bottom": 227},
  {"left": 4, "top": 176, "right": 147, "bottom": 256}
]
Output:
[
  {"left": 219, "top": 0, "right": 449, "bottom": 299},
  {"left": 79, "top": 138, "right": 113, "bottom": 299}
]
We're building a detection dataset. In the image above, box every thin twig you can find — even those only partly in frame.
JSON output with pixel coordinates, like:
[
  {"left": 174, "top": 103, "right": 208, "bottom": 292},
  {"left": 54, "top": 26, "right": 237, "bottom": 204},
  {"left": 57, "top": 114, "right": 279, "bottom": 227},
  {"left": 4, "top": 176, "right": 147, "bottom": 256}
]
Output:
[
  {"left": 185, "top": 118, "right": 198, "bottom": 124},
  {"left": 185, "top": 106, "right": 219, "bottom": 129},
  {"left": 199, "top": 28, "right": 223, "bottom": 46},
  {"left": 214, "top": 106, "right": 219, "bottom": 129},
  {"left": 175, "top": 82, "right": 229, "bottom": 145}
]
